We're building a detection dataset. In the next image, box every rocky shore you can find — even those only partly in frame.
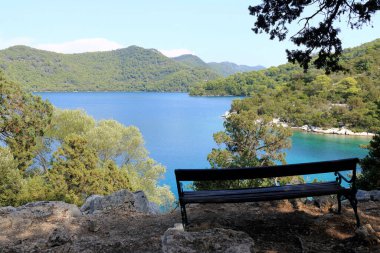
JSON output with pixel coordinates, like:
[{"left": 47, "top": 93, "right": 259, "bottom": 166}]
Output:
[
  {"left": 296, "top": 125, "right": 375, "bottom": 137},
  {"left": 0, "top": 189, "right": 379, "bottom": 252},
  {"left": 269, "top": 118, "right": 375, "bottom": 137}
]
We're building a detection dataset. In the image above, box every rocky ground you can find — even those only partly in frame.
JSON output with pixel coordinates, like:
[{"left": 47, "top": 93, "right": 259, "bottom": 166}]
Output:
[{"left": 0, "top": 191, "right": 379, "bottom": 253}]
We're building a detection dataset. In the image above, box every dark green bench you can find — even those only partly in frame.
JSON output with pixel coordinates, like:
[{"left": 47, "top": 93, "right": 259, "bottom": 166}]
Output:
[{"left": 175, "top": 158, "right": 360, "bottom": 228}]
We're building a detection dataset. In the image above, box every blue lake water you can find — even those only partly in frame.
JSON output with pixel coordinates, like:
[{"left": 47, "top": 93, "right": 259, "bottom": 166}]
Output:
[{"left": 37, "top": 92, "right": 370, "bottom": 194}]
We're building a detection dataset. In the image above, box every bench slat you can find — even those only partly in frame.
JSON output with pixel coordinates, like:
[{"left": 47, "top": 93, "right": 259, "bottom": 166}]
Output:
[
  {"left": 181, "top": 182, "right": 350, "bottom": 204},
  {"left": 175, "top": 158, "right": 358, "bottom": 181},
  {"left": 183, "top": 181, "right": 339, "bottom": 197}
]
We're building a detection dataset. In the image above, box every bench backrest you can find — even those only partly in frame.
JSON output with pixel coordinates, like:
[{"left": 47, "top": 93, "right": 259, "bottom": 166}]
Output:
[{"left": 175, "top": 158, "right": 359, "bottom": 182}]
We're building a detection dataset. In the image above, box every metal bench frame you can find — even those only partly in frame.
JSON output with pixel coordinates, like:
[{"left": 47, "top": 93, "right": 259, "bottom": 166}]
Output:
[{"left": 175, "top": 158, "right": 360, "bottom": 228}]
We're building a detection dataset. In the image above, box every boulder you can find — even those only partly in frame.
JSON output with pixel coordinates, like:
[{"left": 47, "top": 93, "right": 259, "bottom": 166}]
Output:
[
  {"left": 357, "top": 190, "right": 371, "bottom": 202},
  {"left": 0, "top": 201, "right": 81, "bottom": 220},
  {"left": 370, "top": 190, "right": 380, "bottom": 201},
  {"left": 48, "top": 227, "right": 72, "bottom": 247},
  {"left": 79, "top": 195, "right": 103, "bottom": 213},
  {"left": 0, "top": 201, "right": 81, "bottom": 232},
  {"left": 0, "top": 206, "right": 16, "bottom": 215},
  {"left": 313, "top": 196, "right": 334, "bottom": 210},
  {"left": 148, "top": 201, "right": 161, "bottom": 215},
  {"left": 162, "top": 225, "right": 255, "bottom": 253},
  {"left": 355, "top": 224, "right": 380, "bottom": 245},
  {"left": 80, "top": 189, "right": 157, "bottom": 214}
]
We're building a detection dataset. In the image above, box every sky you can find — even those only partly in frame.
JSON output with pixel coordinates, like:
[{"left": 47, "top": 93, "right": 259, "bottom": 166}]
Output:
[{"left": 1, "top": 1, "right": 379, "bottom": 67}]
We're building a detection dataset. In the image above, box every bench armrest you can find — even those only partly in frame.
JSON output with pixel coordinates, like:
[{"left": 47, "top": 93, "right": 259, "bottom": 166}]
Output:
[
  {"left": 335, "top": 171, "right": 353, "bottom": 183},
  {"left": 334, "top": 171, "right": 357, "bottom": 193}
]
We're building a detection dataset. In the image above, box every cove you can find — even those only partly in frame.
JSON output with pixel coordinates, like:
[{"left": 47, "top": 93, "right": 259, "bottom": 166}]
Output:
[{"left": 37, "top": 92, "right": 370, "bottom": 194}]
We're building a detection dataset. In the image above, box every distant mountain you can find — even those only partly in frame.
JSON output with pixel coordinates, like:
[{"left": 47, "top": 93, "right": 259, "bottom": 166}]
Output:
[
  {"left": 172, "top": 54, "right": 210, "bottom": 69},
  {"left": 171, "top": 54, "right": 264, "bottom": 77},
  {"left": 0, "top": 46, "right": 220, "bottom": 92},
  {"left": 207, "top": 62, "right": 265, "bottom": 77}
]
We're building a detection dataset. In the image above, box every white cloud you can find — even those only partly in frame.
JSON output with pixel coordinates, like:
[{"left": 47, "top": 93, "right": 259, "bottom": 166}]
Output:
[
  {"left": 35, "top": 38, "right": 124, "bottom": 53},
  {"left": 159, "top": 48, "right": 194, "bottom": 57}
]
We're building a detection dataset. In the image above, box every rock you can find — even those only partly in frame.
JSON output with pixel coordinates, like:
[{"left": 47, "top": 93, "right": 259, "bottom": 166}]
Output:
[
  {"left": 80, "top": 189, "right": 157, "bottom": 214},
  {"left": 87, "top": 220, "right": 100, "bottom": 232},
  {"left": 148, "top": 201, "right": 161, "bottom": 214},
  {"left": 133, "top": 190, "right": 151, "bottom": 213},
  {"left": 48, "top": 227, "right": 72, "bottom": 247},
  {"left": 80, "top": 195, "right": 103, "bottom": 213},
  {"left": 0, "top": 201, "right": 81, "bottom": 232},
  {"left": 313, "top": 196, "right": 334, "bottom": 210},
  {"left": 162, "top": 226, "right": 255, "bottom": 253},
  {"left": 21, "top": 201, "right": 82, "bottom": 218},
  {"left": 0, "top": 206, "right": 16, "bottom": 215},
  {"left": 357, "top": 190, "right": 371, "bottom": 202},
  {"left": 370, "top": 190, "right": 380, "bottom": 201},
  {"left": 355, "top": 224, "right": 380, "bottom": 245},
  {"left": 289, "top": 198, "right": 307, "bottom": 209}
]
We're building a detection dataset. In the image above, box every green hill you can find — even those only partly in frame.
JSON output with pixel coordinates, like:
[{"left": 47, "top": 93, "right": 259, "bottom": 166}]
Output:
[
  {"left": 0, "top": 45, "right": 220, "bottom": 92},
  {"left": 207, "top": 62, "right": 265, "bottom": 77},
  {"left": 172, "top": 54, "right": 264, "bottom": 77},
  {"left": 190, "top": 39, "right": 380, "bottom": 133},
  {"left": 172, "top": 54, "right": 210, "bottom": 69}
]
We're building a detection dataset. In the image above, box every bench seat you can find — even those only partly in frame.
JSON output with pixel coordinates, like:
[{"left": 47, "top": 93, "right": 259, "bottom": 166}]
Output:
[
  {"left": 182, "top": 181, "right": 350, "bottom": 203},
  {"left": 175, "top": 158, "right": 360, "bottom": 228}
]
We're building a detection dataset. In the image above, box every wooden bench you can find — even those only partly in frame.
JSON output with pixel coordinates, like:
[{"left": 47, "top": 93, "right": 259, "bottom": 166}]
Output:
[{"left": 175, "top": 158, "right": 360, "bottom": 228}]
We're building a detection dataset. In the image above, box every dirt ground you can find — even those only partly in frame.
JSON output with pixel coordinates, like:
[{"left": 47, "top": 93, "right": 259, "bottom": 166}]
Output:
[{"left": 0, "top": 199, "right": 379, "bottom": 253}]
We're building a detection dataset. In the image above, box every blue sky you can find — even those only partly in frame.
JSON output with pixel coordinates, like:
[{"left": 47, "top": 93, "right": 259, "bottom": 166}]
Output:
[{"left": 1, "top": 1, "right": 379, "bottom": 67}]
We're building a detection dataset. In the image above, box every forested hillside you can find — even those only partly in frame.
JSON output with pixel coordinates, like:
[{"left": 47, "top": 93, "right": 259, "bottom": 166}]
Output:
[
  {"left": 0, "top": 46, "right": 220, "bottom": 92},
  {"left": 172, "top": 54, "right": 264, "bottom": 77},
  {"left": 190, "top": 39, "right": 380, "bottom": 132},
  {"left": 207, "top": 62, "right": 265, "bottom": 77}
]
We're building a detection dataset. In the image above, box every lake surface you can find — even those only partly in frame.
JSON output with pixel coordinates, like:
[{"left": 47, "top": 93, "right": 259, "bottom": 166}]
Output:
[{"left": 37, "top": 92, "right": 370, "bottom": 194}]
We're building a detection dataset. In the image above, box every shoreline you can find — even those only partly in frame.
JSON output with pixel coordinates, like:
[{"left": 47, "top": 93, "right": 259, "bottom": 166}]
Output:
[
  {"left": 291, "top": 125, "right": 375, "bottom": 137},
  {"left": 270, "top": 118, "right": 375, "bottom": 137},
  {"left": 291, "top": 128, "right": 374, "bottom": 138}
]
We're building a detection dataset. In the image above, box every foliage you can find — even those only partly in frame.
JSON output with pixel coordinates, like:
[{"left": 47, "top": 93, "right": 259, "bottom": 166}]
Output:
[
  {"left": 0, "top": 45, "right": 220, "bottom": 92},
  {"left": 249, "top": 0, "right": 379, "bottom": 73},
  {"left": 358, "top": 101, "right": 380, "bottom": 190},
  {"left": 0, "top": 147, "right": 23, "bottom": 206},
  {"left": 357, "top": 133, "right": 380, "bottom": 190},
  {"left": 190, "top": 39, "right": 380, "bottom": 133},
  {"left": 0, "top": 72, "right": 53, "bottom": 172},
  {"left": 126, "top": 158, "right": 174, "bottom": 207},
  {"left": 48, "top": 109, "right": 96, "bottom": 142},
  {"left": 0, "top": 73, "right": 174, "bottom": 207},
  {"left": 47, "top": 134, "right": 100, "bottom": 205},
  {"left": 37, "top": 113, "right": 174, "bottom": 207},
  {"left": 85, "top": 119, "right": 176, "bottom": 206},
  {"left": 194, "top": 103, "right": 293, "bottom": 190},
  {"left": 18, "top": 175, "right": 50, "bottom": 206},
  {"left": 85, "top": 120, "right": 147, "bottom": 164}
]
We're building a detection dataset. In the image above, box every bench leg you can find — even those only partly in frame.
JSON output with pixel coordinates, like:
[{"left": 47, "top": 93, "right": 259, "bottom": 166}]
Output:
[
  {"left": 180, "top": 204, "right": 188, "bottom": 229},
  {"left": 337, "top": 194, "right": 342, "bottom": 214},
  {"left": 347, "top": 195, "right": 360, "bottom": 227}
]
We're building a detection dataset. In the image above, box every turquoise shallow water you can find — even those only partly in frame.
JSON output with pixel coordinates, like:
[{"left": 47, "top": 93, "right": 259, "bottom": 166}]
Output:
[{"left": 37, "top": 92, "right": 370, "bottom": 195}]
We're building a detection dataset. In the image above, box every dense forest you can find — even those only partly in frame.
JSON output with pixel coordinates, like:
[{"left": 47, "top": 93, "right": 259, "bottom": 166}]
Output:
[
  {"left": 190, "top": 39, "right": 380, "bottom": 133},
  {"left": 0, "top": 45, "right": 259, "bottom": 92}
]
